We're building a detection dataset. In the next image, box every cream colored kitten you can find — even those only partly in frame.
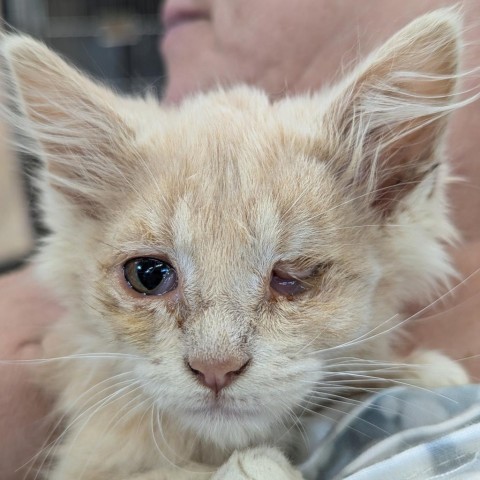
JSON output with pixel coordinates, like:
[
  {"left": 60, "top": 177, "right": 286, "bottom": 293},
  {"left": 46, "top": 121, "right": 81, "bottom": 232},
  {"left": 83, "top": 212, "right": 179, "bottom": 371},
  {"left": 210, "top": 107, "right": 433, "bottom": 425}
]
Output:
[{"left": 1, "top": 8, "right": 472, "bottom": 480}]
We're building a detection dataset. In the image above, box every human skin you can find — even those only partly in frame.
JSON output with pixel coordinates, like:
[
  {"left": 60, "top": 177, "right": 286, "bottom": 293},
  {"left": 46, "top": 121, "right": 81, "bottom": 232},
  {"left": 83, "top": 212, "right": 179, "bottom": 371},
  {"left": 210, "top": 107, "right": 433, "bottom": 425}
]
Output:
[
  {"left": 0, "top": 268, "right": 61, "bottom": 479},
  {"left": 1, "top": 0, "right": 480, "bottom": 478}
]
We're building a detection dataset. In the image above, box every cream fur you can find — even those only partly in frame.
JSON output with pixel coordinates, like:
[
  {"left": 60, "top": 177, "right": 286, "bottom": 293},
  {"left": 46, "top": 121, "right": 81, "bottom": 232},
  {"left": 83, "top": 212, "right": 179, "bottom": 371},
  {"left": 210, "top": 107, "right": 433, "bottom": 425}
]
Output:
[{"left": 1, "top": 8, "right": 474, "bottom": 479}]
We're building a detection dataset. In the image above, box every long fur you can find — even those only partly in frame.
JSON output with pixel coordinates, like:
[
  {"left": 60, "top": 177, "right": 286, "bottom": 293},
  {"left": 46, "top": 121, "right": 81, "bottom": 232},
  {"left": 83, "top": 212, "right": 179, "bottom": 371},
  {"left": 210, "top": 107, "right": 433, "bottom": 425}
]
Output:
[{"left": 1, "top": 8, "right": 476, "bottom": 480}]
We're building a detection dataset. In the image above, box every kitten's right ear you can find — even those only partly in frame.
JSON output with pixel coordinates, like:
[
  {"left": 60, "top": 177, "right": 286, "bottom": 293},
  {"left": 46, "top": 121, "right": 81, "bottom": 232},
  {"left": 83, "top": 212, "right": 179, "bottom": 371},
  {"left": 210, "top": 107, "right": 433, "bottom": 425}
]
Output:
[
  {"left": 0, "top": 35, "right": 136, "bottom": 219},
  {"left": 322, "top": 8, "right": 464, "bottom": 216}
]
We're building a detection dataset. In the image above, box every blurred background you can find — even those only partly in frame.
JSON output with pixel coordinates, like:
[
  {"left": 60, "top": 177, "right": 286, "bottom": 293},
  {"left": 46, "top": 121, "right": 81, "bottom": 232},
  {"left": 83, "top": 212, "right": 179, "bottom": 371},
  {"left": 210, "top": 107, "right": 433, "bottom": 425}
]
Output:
[{"left": 0, "top": 0, "right": 166, "bottom": 272}]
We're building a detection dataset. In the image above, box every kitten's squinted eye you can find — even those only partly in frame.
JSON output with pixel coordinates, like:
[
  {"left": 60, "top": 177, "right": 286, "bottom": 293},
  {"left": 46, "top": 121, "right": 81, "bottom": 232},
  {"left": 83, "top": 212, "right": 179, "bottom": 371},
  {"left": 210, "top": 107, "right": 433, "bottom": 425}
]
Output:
[
  {"left": 123, "top": 258, "right": 177, "bottom": 295},
  {"left": 270, "top": 269, "right": 307, "bottom": 297},
  {"left": 270, "top": 263, "right": 332, "bottom": 298}
]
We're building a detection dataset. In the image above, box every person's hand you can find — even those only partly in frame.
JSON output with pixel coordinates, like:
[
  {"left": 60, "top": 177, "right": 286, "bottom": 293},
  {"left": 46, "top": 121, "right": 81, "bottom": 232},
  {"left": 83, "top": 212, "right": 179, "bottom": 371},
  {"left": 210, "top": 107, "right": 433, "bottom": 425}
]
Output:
[{"left": 0, "top": 266, "right": 62, "bottom": 480}]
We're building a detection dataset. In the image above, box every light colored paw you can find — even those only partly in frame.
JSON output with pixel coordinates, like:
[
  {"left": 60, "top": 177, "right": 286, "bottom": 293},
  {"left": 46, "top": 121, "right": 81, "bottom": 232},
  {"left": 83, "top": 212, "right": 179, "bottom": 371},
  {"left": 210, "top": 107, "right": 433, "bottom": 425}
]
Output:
[
  {"left": 405, "top": 350, "right": 469, "bottom": 388},
  {"left": 212, "top": 447, "right": 303, "bottom": 480}
]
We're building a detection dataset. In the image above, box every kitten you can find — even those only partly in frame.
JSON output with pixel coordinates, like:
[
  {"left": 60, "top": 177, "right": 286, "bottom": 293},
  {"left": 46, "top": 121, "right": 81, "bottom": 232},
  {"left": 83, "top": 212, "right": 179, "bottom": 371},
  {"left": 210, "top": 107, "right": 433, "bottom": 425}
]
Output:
[{"left": 1, "top": 8, "right": 471, "bottom": 480}]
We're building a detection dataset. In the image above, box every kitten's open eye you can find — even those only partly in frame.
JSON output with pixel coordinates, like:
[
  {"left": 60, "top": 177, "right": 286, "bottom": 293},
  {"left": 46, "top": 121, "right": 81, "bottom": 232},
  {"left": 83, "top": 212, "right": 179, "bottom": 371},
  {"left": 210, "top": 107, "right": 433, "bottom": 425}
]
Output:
[{"left": 123, "top": 258, "right": 177, "bottom": 296}]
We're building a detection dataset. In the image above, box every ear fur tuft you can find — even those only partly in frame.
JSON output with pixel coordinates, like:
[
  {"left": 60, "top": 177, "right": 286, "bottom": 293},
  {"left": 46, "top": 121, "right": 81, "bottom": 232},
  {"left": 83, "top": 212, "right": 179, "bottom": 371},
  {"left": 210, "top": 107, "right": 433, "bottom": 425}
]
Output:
[
  {"left": 0, "top": 34, "right": 136, "bottom": 219},
  {"left": 325, "top": 8, "right": 470, "bottom": 215}
]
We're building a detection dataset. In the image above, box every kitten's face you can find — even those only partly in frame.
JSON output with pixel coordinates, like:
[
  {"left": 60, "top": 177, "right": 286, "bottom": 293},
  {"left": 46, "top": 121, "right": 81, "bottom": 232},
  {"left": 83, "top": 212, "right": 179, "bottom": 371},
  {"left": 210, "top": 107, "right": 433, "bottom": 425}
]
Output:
[
  {"left": 85, "top": 91, "right": 382, "bottom": 445},
  {"left": 2, "top": 10, "right": 461, "bottom": 448}
]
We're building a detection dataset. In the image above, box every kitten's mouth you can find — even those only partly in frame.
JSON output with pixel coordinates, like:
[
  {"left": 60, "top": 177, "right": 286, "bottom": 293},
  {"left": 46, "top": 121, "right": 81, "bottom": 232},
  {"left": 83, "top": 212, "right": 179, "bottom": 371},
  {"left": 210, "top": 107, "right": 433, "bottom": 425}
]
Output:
[
  {"left": 187, "top": 402, "right": 260, "bottom": 420},
  {"left": 184, "top": 401, "right": 272, "bottom": 449}
]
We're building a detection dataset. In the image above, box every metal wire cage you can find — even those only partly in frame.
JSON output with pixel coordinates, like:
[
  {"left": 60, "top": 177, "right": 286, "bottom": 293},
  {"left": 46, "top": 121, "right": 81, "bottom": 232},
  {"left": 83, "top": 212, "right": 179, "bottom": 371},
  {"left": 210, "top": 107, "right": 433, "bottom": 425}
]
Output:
[{"left": 3, "top": 0, "right": 166, "bottom": 94}]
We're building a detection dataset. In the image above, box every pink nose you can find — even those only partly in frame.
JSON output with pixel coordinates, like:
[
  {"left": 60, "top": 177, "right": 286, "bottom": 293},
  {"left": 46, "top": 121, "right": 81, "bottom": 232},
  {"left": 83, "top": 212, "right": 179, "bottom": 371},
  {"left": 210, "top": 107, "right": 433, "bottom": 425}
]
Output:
[{"left": 188, "top": 357, "right": 249, "bottom": 394}]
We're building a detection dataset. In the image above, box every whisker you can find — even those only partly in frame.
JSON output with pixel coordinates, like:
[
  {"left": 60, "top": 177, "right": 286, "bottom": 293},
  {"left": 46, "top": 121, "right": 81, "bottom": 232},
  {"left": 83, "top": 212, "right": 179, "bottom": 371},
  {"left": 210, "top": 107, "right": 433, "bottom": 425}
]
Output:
[
  {"left": 150, "top": 405, "right": 179, "bottom": 471},
  {"left": 306, "top": 265, "right": 480, "bottom": 358},
  {"left": 78, "top": 387, "right": 148, "bottom": 479},
  {"left": 54, "top": 380, "right": 143, "bottom": 467},
  {"left": 300, "top": 312, "right": 400, "bottom": 356},
  {"left": 28, "top": 374, "right": 142, "bottom": 480},
  {"left": 276, "top": 398, "right": 310, "bottom": 449},
  {"left": 18, "top": 370, "right": 136, "bottom": 479},
  {"left": 0, "top": 352, "right": 144, "bottom": 365},
  {"left": 315, "top": 372, "right": 460, "bottom": 403}
]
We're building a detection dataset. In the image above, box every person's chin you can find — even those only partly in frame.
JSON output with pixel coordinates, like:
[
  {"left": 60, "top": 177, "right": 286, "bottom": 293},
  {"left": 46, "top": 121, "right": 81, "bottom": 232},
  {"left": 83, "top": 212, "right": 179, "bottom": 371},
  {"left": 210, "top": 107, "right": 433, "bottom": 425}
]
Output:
[
  {"left": 160, "top": 18, "right": 210, "bottom": 64},
  {"left": 162, "top": 63, "right": 214, "bottom": 105},
  {"left": 162, "top": 74, "right": 194, "bottom": 105},
  {"left": 160, "top": 30, "right": 212, "bottom": 104}
]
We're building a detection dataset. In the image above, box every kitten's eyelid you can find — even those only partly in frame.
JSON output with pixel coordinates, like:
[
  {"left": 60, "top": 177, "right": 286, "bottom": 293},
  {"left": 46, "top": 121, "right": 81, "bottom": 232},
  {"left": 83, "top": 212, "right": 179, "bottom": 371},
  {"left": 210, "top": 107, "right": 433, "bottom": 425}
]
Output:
[
  {"left": 273, "top": 261, "right": 332, "bottom": 280},
  {"left": 110, "top": 240, "right": 175, "bottom": 258},
  {"left": 270, "top": 261, "right": 332, "bottom": 298},
  {"left": 111, "top": 250, "right": 177, "bottom": 269}
]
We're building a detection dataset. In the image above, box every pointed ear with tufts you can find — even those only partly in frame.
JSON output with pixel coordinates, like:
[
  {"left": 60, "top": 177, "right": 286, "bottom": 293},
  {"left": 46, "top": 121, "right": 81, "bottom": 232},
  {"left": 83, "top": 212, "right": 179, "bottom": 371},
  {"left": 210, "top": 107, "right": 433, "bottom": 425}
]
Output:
[
  {"left": 324, "top": 8, "right": 463, "bottom": 215},
  {"left": 0, "top": 35, "right": 137, "bottom": 219}
]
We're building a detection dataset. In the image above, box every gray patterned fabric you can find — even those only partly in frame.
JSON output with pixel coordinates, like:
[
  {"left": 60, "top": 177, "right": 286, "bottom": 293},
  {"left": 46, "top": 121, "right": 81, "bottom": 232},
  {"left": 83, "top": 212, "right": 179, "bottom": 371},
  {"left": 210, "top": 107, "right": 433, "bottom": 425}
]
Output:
[{"left": 297, "top": 386, "right": 480, "bottom": 480}]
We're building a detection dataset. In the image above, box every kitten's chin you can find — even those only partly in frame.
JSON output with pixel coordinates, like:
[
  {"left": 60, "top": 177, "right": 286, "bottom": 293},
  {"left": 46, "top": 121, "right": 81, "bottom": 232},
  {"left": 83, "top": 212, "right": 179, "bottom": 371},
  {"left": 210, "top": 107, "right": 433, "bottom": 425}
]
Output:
[{"left": 181, "top": 403, "right": 281, "bottom": 449}]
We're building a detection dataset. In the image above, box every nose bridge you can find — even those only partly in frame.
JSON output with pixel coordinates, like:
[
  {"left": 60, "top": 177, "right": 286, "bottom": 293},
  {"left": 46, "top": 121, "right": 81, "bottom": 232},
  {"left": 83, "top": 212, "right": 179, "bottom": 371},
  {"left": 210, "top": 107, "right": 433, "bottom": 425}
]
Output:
[
  {"left": 185, "top": 302, "right": 250, "bottom": 362},
  {"left": 185, "top": 215, "right": 254, "bottom": 360},
  {"left": 192, "top": 206, "right": 253, "bottom": 295}
]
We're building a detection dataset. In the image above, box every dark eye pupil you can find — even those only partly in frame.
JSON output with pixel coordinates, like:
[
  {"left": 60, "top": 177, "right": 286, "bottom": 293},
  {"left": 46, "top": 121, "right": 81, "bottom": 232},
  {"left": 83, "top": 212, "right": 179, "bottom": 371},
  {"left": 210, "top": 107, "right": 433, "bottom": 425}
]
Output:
[
  {"left": 135, "top": 260, "right": 169, "bottom": 290},
  {"left": 124, "top": 258, "right": 177, "bottom": 295}
]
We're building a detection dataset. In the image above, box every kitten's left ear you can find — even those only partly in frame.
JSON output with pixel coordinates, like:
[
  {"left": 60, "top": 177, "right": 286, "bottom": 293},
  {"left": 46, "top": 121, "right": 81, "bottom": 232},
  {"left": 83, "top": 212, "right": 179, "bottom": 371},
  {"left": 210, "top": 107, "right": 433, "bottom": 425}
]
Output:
[
  {"left": 1, "top": 35, "right": 136, "bottom": 219},
  {"left": 325, "top": 8, "right": 463, "bottom": 215}
]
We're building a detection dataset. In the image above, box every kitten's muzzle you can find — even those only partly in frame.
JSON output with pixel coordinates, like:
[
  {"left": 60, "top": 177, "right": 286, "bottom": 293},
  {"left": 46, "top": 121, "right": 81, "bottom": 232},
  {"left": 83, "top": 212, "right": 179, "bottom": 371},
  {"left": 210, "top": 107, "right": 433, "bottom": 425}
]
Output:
[{"left": 188, "top": 357, "right": 250, "bottom": 394}]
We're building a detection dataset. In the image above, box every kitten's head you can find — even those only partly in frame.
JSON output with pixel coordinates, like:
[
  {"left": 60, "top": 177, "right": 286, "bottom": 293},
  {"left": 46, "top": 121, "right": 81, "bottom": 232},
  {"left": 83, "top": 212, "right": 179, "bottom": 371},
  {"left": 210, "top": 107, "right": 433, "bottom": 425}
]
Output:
[{"left": 1, "top": 9, "right": 466, "bottom": 447}]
